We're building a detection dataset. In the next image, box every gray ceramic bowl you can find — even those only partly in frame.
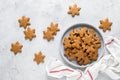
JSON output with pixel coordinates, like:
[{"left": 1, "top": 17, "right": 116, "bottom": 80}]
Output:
[{"left": 60, "top": 23, "right": 105, "bottom": 68}]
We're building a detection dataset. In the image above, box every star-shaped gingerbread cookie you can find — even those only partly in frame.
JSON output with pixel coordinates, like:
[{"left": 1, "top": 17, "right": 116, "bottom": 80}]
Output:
[
  {"left": 33, "top": 51, "right": 45, "bottom": 65},
  {"left": 10, "top": 41, "right": 23, "bottom": 55},
  {"left": 82, "top": 34, "right": 94, "bottom": 45},
  {"left": 79, "top": 27, "right": 88, "bottom": 37},
  {"left": 43, "top": 29, "right": 54, "bottom": 41},
  {"left": 63, "top": 38, "right": 72, "bottom": 49},
  {"left": 99, "top": 18, "right": 112, "bottom": 32},
  {"left": 18, "top": 16, "right": 30, "bottom": 29},
  {"left": 47, "top": 22, "right": 60, "bottom": 35},
  {"left": 68, "top": 4, "right": 81, "bottom": 17},
  {"left": 24, "top": 27, "right": 36, "bottom": 41}
]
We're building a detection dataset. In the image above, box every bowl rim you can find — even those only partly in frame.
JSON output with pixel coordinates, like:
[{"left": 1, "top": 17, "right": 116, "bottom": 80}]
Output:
[{"left": 59, "top": 23, "right": 105, "bottom": 68}]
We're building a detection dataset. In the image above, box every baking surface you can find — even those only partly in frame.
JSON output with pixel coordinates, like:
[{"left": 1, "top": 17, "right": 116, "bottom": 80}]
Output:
[{"left": 0, "top": 0, "right": 120, "bottom": 80}]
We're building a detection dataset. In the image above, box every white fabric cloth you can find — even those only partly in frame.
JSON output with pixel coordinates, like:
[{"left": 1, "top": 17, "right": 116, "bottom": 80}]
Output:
[{"left": 46, "top": 36, "right": 120, "bottom": 80}]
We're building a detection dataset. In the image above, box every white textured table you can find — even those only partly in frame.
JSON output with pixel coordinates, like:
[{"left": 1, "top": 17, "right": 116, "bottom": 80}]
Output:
[{"left": 0, "top": 0, "right": 120, "bottom": 80}]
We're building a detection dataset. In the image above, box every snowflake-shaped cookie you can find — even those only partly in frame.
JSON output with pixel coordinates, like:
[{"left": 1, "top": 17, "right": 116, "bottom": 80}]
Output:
[
  {"left": 10, "top": 41, "right": 23, "bottom": 55},
  {"left": 43, "top": 29, "right": 54, "bottom": 41},
  {"left": 68, "top": 4, "right": 81, "bottom": 17},
  {"left": 24, "top": 27, "right": 36, "bottom": 41},
  {"left": 47, "top": 22, "right": 60, "bottom": 35},
  {"left": 33, "top": 51, "right": 45, "bottom": 65},
  {"left": 18, "top": 16, "right": 30, "bottom": 29},
  {"left": 99, "top": 18, "right": 112, "bottom": 32}
]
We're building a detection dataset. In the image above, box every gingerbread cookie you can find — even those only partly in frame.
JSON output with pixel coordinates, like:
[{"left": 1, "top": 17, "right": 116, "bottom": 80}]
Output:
[
  {"left": 87, "top": 52, "right": 93, "bottom": 60},
  {"left": 99, "top": 18, "right": 112, "bottom": 32},
  {"left": 71, "top": 48, "right": 78, "bottom": 54},
  {"left": 33, "top": 51, "right": 45, "bottom": 65},
  {"left": 82, "top": 34, "right": 94, "bottom": 45},
  {"left": 24, "top": 27, "right": 36, "bottom": 41},
  {"left": 86, "top": 45, "right": 95, "bottom": 53},
  {"left": 92, "top": 52, "right": 98, "bottom": 60},
  {"left": 94, "top": 36, "right": 101, "bottom": 48},
  {"left": 78, "top": 59, "right": 84, "bottom": 65},
  {"left": 18, "top": 16, "right": 30, "bottom": 29},
  {"left": 95, "top": 43, "right": 101, "bottom": 48},
  {"left": 43, "top": 29, "right": 54, "bottom": 41},
  {"left": 79, "top": 27, "right": 88, "bottom": 37},
  {"left": 89, "top": 29, "right": 96, "bottom": 37},
  {"left": 47, "top": 23, "right": 60, "bottom": 35},
  {"left": 68, "top": 4, "right": 81, "bottom": 17},
  {"left": 43, "top": 22, "right": 60, "bottom": 41},
  {"left": 94, "top": 36, "right": 101, "bottom": 44},
  {"left": 64, "top": 48, "right": 72, "bottom": 56},
  {"left": 69, "top": 53, "right": 77, "bottom": 61},
  {"left": 76, "top": 50, "right": 84, "bottom": 61},
  {"left": 10, "top": 41, "right": 23, "bottom": 55},
  {"left": 63, "top": 38, "right": 72, "bottom": 49},
  {"left": 71, "top": 39, "right": 81, "bottom": 49},
  {"left": 81, "top": 43, "right": 87, "bottom": 51},
  {"left": 83, "top": 56, "right": 91, "bottom": 65},
  {"left": 70, "top": 29, "right": 79, "bottom": 36},
  {"left": 63, "top": 27, "right": 101, "bottom": 65}
]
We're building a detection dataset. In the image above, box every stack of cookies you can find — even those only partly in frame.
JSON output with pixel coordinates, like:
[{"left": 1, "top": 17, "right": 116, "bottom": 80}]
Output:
[
  {"left": 43, "top": 22, "right": 60, "bottom": 41},
  {"left": 63, "top": 27, "right": 101, "bottom": 65}
]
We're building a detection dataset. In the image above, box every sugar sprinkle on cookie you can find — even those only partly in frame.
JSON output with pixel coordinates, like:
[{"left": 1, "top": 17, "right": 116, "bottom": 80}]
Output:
[{"left": 10, "top": 41, "right": 23, "bottom": 55}]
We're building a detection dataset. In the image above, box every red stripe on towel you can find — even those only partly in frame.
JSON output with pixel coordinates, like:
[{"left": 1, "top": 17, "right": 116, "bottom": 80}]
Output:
[
  {"left": 105, "top": 39, "right": 114, "bottom": 46},
  {"left": 77, "top": 72, "right": 82, "bottom": 80},
  {"left": 50, "top": 68, "right": 74, "bottom": 73},
  {"left": 87, "top": 70, "right": 93, "bottom": 80}
]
